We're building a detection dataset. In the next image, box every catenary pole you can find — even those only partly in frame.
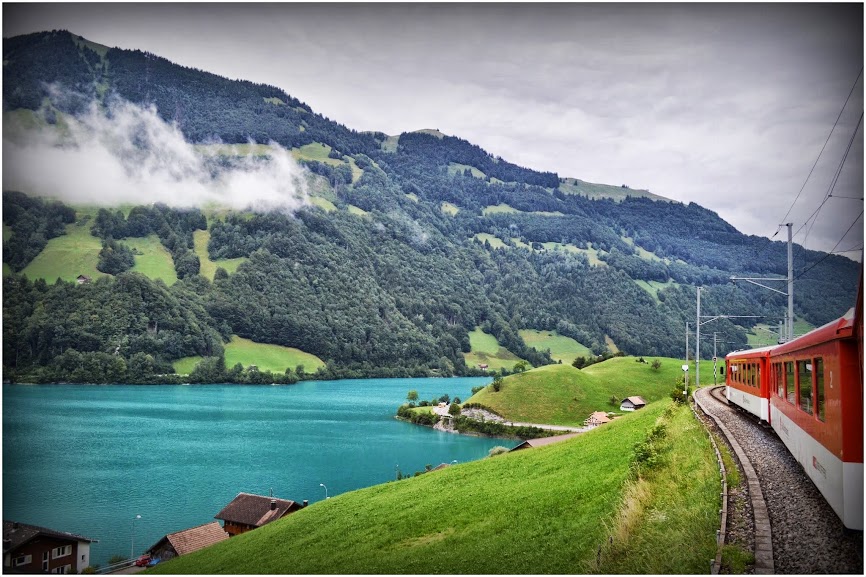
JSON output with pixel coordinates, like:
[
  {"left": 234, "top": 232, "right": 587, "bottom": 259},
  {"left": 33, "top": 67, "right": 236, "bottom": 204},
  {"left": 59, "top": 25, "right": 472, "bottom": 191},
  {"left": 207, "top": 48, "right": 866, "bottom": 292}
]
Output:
[
  {"left": 696, "top": 287, "right": 701, "bottom": 389},
  {"left": 786, "top": 222, "right": 794, "bottom": 342}
]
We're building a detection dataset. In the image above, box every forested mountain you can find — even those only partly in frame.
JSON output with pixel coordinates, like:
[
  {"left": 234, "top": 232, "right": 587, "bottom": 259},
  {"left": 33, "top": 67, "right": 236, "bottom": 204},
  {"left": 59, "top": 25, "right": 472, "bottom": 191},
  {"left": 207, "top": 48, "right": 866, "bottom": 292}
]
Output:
[{"left": 2, "top": 30, "right": 860, "bottom": 384}]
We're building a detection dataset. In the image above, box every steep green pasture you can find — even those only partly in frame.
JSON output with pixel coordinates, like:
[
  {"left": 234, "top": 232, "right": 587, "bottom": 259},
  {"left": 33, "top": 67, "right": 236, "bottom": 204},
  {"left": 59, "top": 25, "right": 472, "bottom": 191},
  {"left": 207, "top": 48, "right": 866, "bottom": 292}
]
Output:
[
  {"left": 20, "top": 218, "right": 107, "bottom": 282},
  {"left": 463, "top": 328, "right": 523, "bottom": 371},
  {"left": 468, "top": 358, "right": 694, "bottom": 426},
  {"left": 125, "top": 235, "right": 177, "bottom": 285},
  {"left": 309, "top": 196, "right": 337, "bottom": 213},
  {"left": 635, "top": 279, "right": 676, "bottom": 302},
  {"left": 148, "top": 401, "right": 718, "bottom": 574},
  {"left": 404, "top": 193, "right": 419, "bottom": 203},
  {"left": 440, "top": 202, "right": 460, "bottom": 216},
  {"left": 173, "top": 335, "right": 325, "bottom": 375},
  {"left": 347, "top": 205, "right": 369, "bottom": 217},
  {"left": 558, "top": 177, "right": 669, "bottom": 202},
  {"left": 473, "top": 233, "right": 506, "bottom": 249},
  {"left": 194, "top": 229, "right": 247, "bottom": 280},
  {"left": 746, "top": 317, "right": 817, "bottom": 347},
  {"left": 622, "top": 236, "right": 664, "bottom": 262},
  {"left": 447, "top": 162, "right": 486, "bottom": 178},
  {"left": 482, "top": 203, "right": 520, "bottom": 215},
  {"left": 518, "top": 329, "right": 592, "bottom": 364}
]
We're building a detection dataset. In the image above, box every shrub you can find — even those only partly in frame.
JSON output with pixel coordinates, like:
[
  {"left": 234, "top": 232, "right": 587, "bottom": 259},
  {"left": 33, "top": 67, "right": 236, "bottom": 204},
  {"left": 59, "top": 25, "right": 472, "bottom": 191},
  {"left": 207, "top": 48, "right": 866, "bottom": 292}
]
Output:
[
  {"left": 651, "top": 359, "right": 662, "bottom": 370},
  {"left": 670, "top": 386, "right": 689, "bottom": 404},
  {"left": 487, "top": 446, "right": 510, "bottom": 457},
  {"left": 448, "top": 402, "right": 461, "bottom": 416},
  {"left": 492, "top": 376, "right": 503, "bottom": 392}
]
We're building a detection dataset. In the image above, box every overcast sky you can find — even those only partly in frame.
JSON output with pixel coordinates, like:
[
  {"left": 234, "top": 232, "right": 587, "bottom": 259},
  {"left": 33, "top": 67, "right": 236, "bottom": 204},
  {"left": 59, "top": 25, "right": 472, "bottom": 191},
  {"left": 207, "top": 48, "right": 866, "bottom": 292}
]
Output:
[{"left": 3, "top": 3, "right": 863, "bottom": 258}]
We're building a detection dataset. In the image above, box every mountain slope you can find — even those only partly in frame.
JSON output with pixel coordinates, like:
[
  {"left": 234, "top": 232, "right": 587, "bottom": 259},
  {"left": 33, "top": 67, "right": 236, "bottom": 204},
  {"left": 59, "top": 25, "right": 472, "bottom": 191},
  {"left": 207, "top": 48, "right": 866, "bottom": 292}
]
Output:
[{"left": 2, "top": 30, "right": 860, "bottom": 383}]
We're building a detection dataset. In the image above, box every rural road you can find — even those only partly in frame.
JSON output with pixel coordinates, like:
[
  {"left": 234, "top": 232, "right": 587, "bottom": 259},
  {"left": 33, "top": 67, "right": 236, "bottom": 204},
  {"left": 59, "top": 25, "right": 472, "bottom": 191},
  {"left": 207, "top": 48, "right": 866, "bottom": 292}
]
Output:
[{"left": 432, "top": 405, "right": 588, "bottom": 433}]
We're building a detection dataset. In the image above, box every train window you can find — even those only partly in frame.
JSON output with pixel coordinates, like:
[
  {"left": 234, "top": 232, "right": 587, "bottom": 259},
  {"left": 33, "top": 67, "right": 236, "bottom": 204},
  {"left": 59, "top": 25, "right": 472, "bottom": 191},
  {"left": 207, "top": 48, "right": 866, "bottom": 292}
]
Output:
[
  {"left": 755, "top": 363, "right": 761, "bottom": 388},
  {"left": 785, "top": 362, "right": 795, "bottom": 404},
  {"left": 798, "top": 360, "right": 812, "bottom": 415},
  {"left": 815, "top": 358, "right": 825, "bottom": 421},
  {"left": 773, "top": 362, "right": 784, "bottom": 397}
]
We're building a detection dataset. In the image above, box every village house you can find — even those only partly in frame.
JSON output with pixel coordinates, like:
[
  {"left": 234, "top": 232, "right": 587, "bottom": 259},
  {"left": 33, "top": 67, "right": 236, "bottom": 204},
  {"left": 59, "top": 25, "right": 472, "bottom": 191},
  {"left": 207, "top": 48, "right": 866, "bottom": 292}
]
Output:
[
  {"left": 146, "top": 522, "right": 228, "bottom": 562},
  {"left": 583, "top": 411, "right": 612, "bottom": 427},
  {"left": 75, "top": 275, "right": 91, "bottom": 285},
  {"left": 3, "top": 521, "right": 96, "bottom": 574},
  {"left": 510, "top": 432, "right": 582, "bottom": 451},
  {"left": 214, "top": 493, "right": 305, "bottom": 537},
  {"left": 619, "top": 396, "right": 647, "bottom": 412}
]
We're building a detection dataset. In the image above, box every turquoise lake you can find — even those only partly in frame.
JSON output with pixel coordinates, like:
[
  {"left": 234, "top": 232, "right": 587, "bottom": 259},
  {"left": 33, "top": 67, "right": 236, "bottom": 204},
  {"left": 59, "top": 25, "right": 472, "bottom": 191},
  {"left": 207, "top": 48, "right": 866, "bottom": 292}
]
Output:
[{"left": 3, "top": 377, "right": 510, "bottom": 566}]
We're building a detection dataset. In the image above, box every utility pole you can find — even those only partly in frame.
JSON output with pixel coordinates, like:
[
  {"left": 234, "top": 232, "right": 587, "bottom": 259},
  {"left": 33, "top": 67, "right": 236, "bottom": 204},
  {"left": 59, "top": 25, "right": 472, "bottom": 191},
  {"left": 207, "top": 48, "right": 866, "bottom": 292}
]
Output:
[
  {"left": 685, "top": 322, "right": 690, "bottom": 390},
  {"left": 696, "top": 287, "right": 701, "bottom": 389},
  {"left": 730, "top": 222, "right": 794, "bottom": 342}
]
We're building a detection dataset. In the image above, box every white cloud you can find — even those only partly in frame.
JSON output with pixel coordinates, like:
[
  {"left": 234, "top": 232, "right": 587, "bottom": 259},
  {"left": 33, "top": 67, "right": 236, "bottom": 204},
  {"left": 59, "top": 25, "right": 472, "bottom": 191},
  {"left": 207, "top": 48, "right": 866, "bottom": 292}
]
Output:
[{"left": 3, "top": 96, "right": 309, "bottom": 213}]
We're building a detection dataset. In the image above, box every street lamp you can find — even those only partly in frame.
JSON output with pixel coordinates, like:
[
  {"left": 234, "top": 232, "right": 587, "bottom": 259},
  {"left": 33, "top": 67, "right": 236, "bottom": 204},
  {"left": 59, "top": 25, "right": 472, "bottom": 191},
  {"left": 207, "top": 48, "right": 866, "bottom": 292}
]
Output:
[
  {"left": 319, "top": 483, "right": 329, "bottom": 499},
  {"left": 131, "top": 514, "right": 141, "bottom": 559}
]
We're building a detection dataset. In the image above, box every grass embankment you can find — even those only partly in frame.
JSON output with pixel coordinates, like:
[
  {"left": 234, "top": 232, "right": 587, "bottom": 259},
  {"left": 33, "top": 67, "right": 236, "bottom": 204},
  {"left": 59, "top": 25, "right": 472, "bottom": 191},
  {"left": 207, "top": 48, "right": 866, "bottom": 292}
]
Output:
[
  {"left": 462, "top": 328, "right": 523, "bottom": 371},
  {"left": 518, "top": 329, "right": 592, "bottom": 364},
  {"left": 148, "top": 400, "right": 719, "bottom": 574},
  {"left": 173, "top": 336, "right": 325, "bottom": 375},
  {"left": 467, "top": 358, "right": 695, "bottom": 427},
  {"left": 193, "top": 229, "right": 247, "bottom": 281}
]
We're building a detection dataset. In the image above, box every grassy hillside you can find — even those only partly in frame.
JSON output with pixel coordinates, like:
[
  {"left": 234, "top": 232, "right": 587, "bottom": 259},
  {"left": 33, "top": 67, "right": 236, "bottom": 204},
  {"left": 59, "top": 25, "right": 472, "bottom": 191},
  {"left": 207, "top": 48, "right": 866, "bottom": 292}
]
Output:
[
  {"left": 125, "top": 235, "right": 178, "bottom": 285},
  {"left": 173, "top": 335, "right": 325, "bottom": 375},
  {"left": 558, "top": 177, "right": 670, "bottom": 202},
  {"left": 518, "top": 329, "right": 592, "bottom": 364},
  {"left": 468, "top": 358, "right": 694, "bottom": 426},
  {"left": 463, "top": 328, "right": 523, "bottom": 371},
  {"left": 193, "top": 229, "right": 247, "bottom": 280},
  {"left": 20, "top": 215, "right": 108, "bottom": 282},
  {"left": 148, "top": 400, "right": 719, "bottom": 574}
]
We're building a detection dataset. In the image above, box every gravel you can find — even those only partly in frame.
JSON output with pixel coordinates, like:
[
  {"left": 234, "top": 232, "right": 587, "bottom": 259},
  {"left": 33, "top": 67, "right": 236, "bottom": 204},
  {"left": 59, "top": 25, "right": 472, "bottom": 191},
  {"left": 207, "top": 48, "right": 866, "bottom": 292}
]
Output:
[{"left": 697, "top": 387, "right": 863, "bottom": 574}]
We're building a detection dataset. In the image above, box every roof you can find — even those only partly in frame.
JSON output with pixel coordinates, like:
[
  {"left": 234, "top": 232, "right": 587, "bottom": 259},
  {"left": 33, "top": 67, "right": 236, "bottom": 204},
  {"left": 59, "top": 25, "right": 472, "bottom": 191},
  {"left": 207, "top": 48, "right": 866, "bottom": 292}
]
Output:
[
  {"left": 511, "top": 432, "right": 581, "bottom": 451},
  {"left": 586, "top": 411, "right": 611, "bottom": 424},
  {"left": 3, "top": 521, "right": 96, "bottom": 554},
  {"left": 772, "top": 308, "right": 856, "bottom": 357},
  {"left": 149, "top": 522, "right": 228, "bottom": 556},
  {"left": 214, "top": 493, "right": 300, "bottom": 527},
  {"left": 726, "top": 344, "right": 778, "bottom": 360},
  {"left": 624, "top": 396, "right": 646, "bottom": 406}
]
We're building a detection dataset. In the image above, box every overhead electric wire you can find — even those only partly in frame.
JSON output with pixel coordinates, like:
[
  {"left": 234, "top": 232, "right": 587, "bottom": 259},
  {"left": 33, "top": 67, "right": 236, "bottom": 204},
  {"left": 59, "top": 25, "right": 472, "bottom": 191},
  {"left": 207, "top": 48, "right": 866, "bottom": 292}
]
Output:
[
  {"left": 774, "top": 66, "right": 863, "bottom": 238},
  {"left": 794, "top": 209, "right": 864, "bottom": 281},
  {"left": 796, "top": 111, "right": 863, "bottom": 244}
]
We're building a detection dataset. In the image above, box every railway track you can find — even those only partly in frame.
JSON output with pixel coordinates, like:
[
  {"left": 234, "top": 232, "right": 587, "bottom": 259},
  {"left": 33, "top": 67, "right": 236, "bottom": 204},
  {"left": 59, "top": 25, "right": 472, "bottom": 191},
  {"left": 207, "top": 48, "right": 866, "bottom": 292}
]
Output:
[{"left": 695, "top": 386, "right": 863, "bottom": 574}]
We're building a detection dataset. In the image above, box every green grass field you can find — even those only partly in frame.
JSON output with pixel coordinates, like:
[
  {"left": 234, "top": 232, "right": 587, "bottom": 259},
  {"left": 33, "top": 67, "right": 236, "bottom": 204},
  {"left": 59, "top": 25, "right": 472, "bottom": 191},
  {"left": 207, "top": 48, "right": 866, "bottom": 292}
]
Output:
[
  {"left": 20, "top": 215, "right": 108, "bottom": 282},
  {"left": 309, "top": 196, "right": 337, "bottom": 213},
  {"left": 746, "top": 317, "right": 816, "bottom": 347},
  {"left": 482, "top": 203, "right": 520, "bottom": 215},
  {"left": 173, "top": 335, "right": 325, "bottom": 375},
  {"left": 468, "top": 357, "right": 695, "bottom": 426},
  {"left": 440, "top": 202, "right": 460, "bottom": 216},
  {"left": 381, "top": 135, "right": 400, "bottom": 153},
  {"left": 473, "top": 233, "right": 506, "bottom": 249},
  {"left": 447, "top": 162, "right": 486, "bottom": 178},
  {"left": 147, "top": 400, "right": 718, "bottom": 574},
  {"left": 193, "top": 229, "right": 247, "bottom": 281},
  {"left": 125, "top": 235, "right": 178, "bottom": 285},
  {"left": 404, "top": 193, "right": 419, "bottom": 203},
  {"left": 347, "top": 205, "right": 369, "bottom": 217},
  {"left": 518, "top": 329, "right": 592, "bottom": 364},
  {"left": 635, "top": 279, "right": 676, "bottom": 302},
  {"left": 463, "top": 328, "right": 524, "bottom": 372},
  {"left": 558, "top": 177, "right": 669, "bottom": 202},
  {"left": 263, "top": 96, "right": 285, "bottom": 105}
]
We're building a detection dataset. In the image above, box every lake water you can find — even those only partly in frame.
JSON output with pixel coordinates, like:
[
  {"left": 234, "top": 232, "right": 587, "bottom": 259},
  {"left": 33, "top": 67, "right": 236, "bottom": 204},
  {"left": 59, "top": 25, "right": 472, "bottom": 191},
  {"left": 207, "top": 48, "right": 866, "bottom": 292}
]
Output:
[{"left": 3, "top": 377, "right": 510, "bottom": 566}]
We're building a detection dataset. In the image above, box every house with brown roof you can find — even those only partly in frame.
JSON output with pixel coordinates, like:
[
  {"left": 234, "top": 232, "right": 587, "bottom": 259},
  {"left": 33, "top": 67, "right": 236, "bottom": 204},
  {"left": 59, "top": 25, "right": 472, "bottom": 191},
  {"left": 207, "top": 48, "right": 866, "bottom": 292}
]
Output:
[
  {"left": 510, "top": 432, "right": 582, "bottom": 451},
  {"left": 146, "top": 522, "right": 228, "bottom": 562},
  {"left": 76, "top": 275, "right": 91, "bottom": 285},
  {"left": 3, "top": 521, "right": 96, "bottom": 574},
  {"left": 620, "top": 396, "right": 647, "bottom": 412},
  {"left": 214, "top": 493, "right": 305, "bottom": 537},
  {"left": 583, "top": 411, "right": 612, "bottom": 427}
]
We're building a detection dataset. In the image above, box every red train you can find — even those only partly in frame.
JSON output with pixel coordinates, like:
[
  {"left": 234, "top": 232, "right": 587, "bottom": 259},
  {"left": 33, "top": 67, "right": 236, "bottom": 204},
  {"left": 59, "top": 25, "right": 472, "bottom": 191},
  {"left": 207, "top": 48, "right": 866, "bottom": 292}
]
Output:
[{"left": 725, "top": 281, "right": 863, "bottom": 531}]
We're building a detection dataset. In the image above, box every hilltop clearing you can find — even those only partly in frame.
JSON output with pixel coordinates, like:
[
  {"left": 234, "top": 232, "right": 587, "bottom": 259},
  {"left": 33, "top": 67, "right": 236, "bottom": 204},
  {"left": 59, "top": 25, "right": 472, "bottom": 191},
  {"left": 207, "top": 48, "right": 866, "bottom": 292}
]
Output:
[{"left": 467, "top": 358, "right": 694, "bottom": 427}]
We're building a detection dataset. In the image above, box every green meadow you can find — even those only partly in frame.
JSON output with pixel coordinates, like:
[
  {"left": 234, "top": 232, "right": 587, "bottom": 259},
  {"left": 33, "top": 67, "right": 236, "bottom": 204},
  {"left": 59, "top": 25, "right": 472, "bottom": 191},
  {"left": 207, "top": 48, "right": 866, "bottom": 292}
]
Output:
[
  {"left": 518, "top": 329, "right": 592, "bottom": 364},
  {"left": 125, "top": 235, "right": 178, "bottom": 285},
  {"left": 193, "top": 229, "right": 247, "bottom": 280},
  {"left": 462, "top": 328, "right": 524, "bottom": 372},
  {"left": 173, "top": 335, "right": 325, "bottom": 375}
]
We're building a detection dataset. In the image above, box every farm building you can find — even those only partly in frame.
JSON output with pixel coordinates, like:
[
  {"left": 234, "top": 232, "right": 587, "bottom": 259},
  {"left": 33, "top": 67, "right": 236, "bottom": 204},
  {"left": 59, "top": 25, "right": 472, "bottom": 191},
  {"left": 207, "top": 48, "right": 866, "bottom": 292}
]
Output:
[
  {"left": 76, "top": 275, "right": 91, "bottom": 285},
  {"left": 146, "top": 522, "right": 228, "bottom": 562},
  {"left": 214, "top": 493, "right": 305, "bottom": 537},
  {"left": 619, "top": 396, "right": 647, "bottom": 411}
]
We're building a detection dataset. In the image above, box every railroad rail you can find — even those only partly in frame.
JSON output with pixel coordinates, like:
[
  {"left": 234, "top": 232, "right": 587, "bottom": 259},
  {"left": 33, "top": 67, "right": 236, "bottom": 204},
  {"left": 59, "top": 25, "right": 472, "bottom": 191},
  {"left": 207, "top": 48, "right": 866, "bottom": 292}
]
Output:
[{"left": 695, "top": 385, "right": 863, "bottom": 574}]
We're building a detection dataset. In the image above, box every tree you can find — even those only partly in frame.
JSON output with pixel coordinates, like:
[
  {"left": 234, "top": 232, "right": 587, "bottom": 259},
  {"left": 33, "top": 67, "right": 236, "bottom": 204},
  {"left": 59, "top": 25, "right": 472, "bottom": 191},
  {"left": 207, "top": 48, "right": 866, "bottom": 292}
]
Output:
[
  {"left": 448, "top": 402, "right": 461, "bottom": 416},
  {"left": 492, "top": 375, "right": 503, "bottom": 392},
  {"left": 407, "top": 390, "right": 419, "bottom": 402},
  {"left": 513, "top": 360, "right": 529, "bottom": 373},
  {"left": 651, "top": 359, "right": 662, "bottom": 370},
  {"left": 572, "top": 356, "right": 587, "bottom": 369}
]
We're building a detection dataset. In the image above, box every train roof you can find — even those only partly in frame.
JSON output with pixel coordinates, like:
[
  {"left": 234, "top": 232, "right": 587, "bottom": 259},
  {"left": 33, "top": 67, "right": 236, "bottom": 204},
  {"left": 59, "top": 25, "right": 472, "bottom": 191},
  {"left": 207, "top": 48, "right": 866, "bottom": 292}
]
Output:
[
  {"left": 771, "top": 308, "right": 855, "bottom": 357},
  {"left": 726, "top": 343, "right": 778, "bottom": 360}
]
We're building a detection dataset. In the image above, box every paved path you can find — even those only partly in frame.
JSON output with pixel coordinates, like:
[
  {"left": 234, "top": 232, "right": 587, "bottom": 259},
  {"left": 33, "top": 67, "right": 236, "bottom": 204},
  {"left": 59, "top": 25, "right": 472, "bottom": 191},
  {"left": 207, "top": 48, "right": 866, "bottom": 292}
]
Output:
[{"left": 433, "top": 405, "right": 587, "bottom": 433}]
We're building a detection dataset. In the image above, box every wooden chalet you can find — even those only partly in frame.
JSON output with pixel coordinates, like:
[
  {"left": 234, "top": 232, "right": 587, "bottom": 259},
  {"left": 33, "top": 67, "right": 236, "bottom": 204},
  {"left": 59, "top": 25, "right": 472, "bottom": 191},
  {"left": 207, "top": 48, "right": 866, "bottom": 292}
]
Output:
[
  {"left": 583, "top": 411, "right": 612, "bottom": 427},
  {"left": 3, "top": 521, "right": 96, "bottom": 574},
  {"left": 510, "top": 432, "right": 582, "bottom": 451},
  {"left": 214, "top": 493, "right": 304, "bottom": 537},
  {"left": 619, "top": 396, "right": 647, "bottom": 412},
  {"left": 147, "top": 522, "right": 228, "bottom": 562},
  {"left": 75, "top": 275, "right": 91, "bottom": 285}
]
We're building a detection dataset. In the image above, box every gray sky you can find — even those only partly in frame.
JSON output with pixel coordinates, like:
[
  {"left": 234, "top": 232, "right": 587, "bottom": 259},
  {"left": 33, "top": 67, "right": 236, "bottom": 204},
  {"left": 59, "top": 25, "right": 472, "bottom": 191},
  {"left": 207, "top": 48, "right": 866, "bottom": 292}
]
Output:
[{"left": 3, "top": 3, "right": 863, "bottom": 258}]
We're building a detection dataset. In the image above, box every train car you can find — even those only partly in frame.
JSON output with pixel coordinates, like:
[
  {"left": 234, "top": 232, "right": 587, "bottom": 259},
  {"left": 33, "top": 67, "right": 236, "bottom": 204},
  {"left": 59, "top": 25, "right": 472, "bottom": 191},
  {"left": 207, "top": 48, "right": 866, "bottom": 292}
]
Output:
[
  {"left": 768, "top": 307, "right": 863, "bottom": 530},
  {"left": 725, "top": 344, "right": 775, "bottom": 422}
]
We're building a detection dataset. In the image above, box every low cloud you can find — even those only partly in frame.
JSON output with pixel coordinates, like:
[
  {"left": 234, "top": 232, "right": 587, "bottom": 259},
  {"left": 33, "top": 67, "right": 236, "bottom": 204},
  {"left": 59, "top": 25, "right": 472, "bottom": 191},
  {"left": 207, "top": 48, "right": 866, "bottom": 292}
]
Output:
[{"left": 3, "top": 95, "right": 309, "bottom": 212}]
